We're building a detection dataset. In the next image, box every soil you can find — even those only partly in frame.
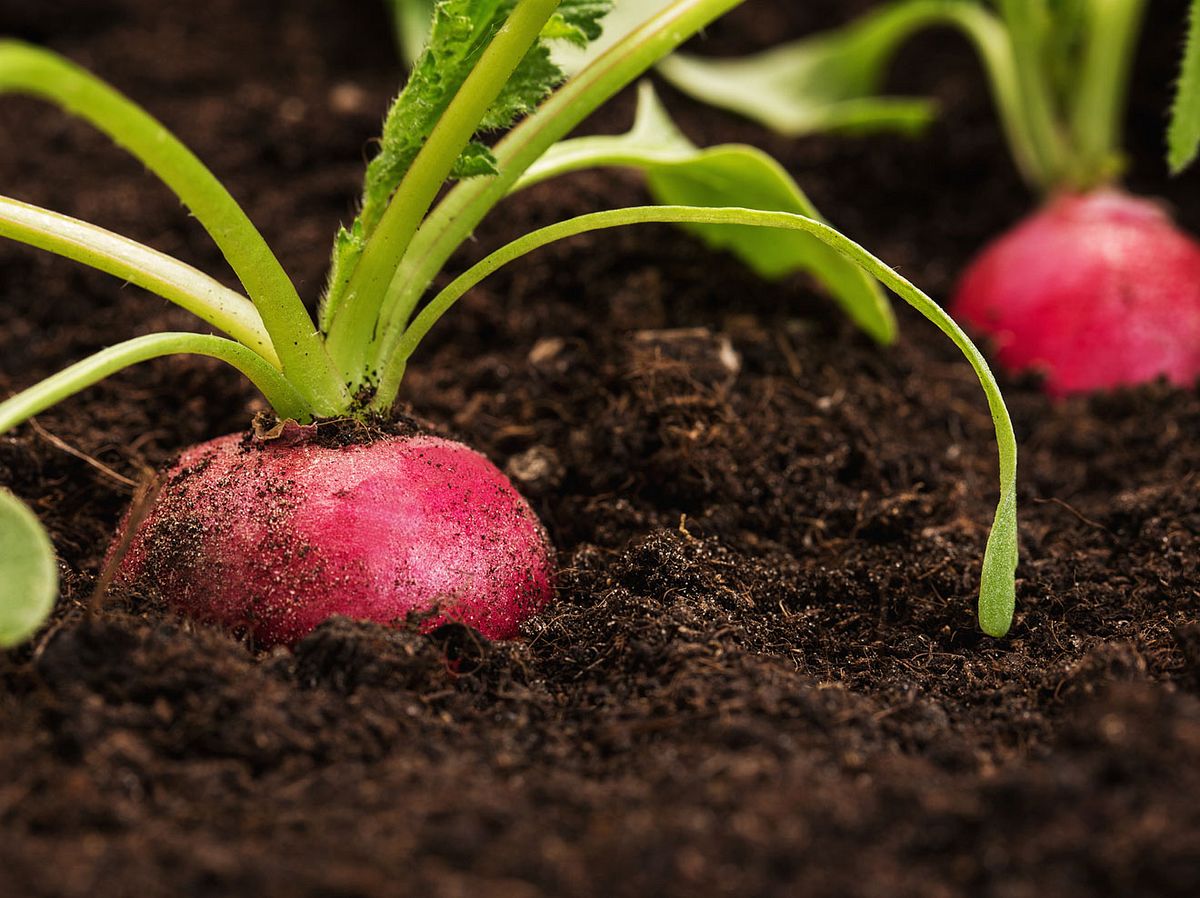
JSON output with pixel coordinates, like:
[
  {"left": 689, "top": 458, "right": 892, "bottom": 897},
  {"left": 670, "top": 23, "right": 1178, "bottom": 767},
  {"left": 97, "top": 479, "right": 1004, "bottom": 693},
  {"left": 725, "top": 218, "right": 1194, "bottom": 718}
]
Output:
[{"left": 1, "top": 1, "right": 1199, "bottom": 896}]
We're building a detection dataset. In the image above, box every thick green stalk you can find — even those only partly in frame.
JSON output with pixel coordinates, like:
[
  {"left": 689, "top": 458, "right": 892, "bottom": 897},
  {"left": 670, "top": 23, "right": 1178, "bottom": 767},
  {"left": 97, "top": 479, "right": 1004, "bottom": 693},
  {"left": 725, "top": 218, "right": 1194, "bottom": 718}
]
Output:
[
  {"left": 377, "top": 205, "right": 1019, "bottom": 636},
  {"left": 0, "top": 333, "right": 310, "bottom": 432},
  {"left": 375, "top": 0, "right": 746, "bottom": 351},
  {"left": 0, "top": 41, "right": 345, "bottom": 412},
  {"left": 0, "top": 195, "right": 278, "bottom": 365},
  {"left": 323, "top": 0, "right": 562, "bottom": 384},
  {"left": 1068, "top": 0, "right": 1146, "bottom": 187}
]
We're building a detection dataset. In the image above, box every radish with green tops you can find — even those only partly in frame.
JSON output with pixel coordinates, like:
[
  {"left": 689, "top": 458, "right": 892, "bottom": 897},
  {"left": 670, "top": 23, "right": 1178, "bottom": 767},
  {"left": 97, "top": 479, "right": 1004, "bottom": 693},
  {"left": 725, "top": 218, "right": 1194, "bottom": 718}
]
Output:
[
  {"left": 0, "top": 0, "right": 1022, "bottom": 647},
  {"left": 659, "top": 0, "right": 1200, "bottom": 396}
]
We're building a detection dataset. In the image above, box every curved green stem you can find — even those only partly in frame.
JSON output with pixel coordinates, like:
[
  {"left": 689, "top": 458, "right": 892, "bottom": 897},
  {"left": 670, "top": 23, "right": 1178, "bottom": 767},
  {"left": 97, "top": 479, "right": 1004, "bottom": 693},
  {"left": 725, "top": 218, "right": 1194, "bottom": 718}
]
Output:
[
  {"left": 0, "top": 194, "right": 279, "bottom": 366},
  {"left": 376, "top": 0, "right": 746, "bottom": 357},
  {"left": 0, "top": 40, "right": 346, "bottom": 412},
  {"left": 324, "top": 0, "right": 562, "bottom": 384},
  {"left": 495, "top": 82, "right": 897, "bottom": 345},
  {"left": 0, "top": 333, "right": 310, "bottom": 432},
  {"left": 379, "top": 205, "right": 1019, "bottom": 636}
]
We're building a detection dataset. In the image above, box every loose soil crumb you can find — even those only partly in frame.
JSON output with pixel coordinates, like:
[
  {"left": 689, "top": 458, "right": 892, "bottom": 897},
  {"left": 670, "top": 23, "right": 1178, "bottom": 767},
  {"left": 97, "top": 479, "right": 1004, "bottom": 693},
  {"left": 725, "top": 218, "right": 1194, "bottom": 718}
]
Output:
[{"left": 2, "top": 1, "right": 1199, "bottom": 896}]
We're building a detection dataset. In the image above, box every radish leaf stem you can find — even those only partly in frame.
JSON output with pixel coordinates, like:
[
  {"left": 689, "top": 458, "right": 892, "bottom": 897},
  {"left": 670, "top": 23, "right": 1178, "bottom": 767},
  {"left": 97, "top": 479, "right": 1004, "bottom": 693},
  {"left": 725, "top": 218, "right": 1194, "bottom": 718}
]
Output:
[
  {"left": 0, "top": 194, "right": 278, "bottom": 365},
  {"left": 0, "top": 333, "right": 310, "bottom": 432},
  {"left": 384, "top": 204, "right": 1019, "bottom": 635},
  {"left": 0, "top": 40, "right": 345, "bottom": 412}
]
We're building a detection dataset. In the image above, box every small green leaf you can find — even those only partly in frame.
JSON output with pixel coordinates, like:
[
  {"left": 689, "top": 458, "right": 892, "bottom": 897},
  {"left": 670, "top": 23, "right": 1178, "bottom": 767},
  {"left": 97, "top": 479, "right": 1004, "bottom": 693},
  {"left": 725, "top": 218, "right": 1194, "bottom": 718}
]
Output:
[
  {"left": 517, "top": 83, "right": 896, "bottom": 343},
  {"left": 0, "top": 488, "right": 57, "bottom": 649},
  {"left": 656, "top": 2, "right": 941, "bottom": 137},
  {"left": 1170, "top": 0, "right": 1200, "bottom": 174}
]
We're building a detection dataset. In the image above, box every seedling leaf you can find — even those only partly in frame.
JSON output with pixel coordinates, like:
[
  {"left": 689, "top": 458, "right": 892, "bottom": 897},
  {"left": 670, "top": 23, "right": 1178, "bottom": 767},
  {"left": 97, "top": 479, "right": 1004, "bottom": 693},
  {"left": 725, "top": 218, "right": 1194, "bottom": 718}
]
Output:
[
  {"left": 656, "top": 4, "right": 940, "bottom": 137},
  {"left": 1170, "top": 0, "right": 1200, "bottom": 174},
  {"left": 518, "top": 83, "right": 896, "bottom": 342},
  {"left": 0, "top": 488, "right": 57, "bottom": 649}
]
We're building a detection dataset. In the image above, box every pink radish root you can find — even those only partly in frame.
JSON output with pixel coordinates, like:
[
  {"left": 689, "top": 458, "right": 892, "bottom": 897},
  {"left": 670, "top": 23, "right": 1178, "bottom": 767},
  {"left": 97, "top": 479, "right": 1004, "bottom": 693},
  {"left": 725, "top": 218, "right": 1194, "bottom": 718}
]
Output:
[
  {"left": 951, "top": 189, "right": 1200, "bottom": 396},
  {"left": 114, "top": 424, "right": 554, "bottom": 646}
]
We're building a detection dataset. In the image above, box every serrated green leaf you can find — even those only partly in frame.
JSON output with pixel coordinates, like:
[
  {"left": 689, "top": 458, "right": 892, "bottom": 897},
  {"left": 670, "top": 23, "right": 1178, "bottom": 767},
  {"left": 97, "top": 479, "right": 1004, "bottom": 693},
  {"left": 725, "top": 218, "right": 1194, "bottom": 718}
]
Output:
[
  {"left": 517, "top": 83, "right": 897, "bottom": 343},
  {"left": 453, "top": 141, "right": 501, "bottom": 177},
  {"left": 544, "top": 2, "right": 609, "bottom": 46},
  {"left": 1170, "top": 0, "right": 1200, "bottom": 174},
  {"left": 0, "top": 488, "right": 57, "bottom": 649},
  {"left": 322, "top": 0, "right": 613, "bottom": 329},
  {"left": 656, "top": 2, "right": 941, "bottom": 138},
  {"left": 390, "top": 0, "right": 611, "bottom": 65}
]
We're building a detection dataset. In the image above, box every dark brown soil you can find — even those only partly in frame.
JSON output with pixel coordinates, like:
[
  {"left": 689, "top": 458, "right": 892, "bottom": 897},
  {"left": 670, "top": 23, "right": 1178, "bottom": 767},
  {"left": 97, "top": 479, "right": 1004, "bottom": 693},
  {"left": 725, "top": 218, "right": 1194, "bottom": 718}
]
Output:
[{"left": 2, "top": 1, "right": 1199, "bottom": 896}]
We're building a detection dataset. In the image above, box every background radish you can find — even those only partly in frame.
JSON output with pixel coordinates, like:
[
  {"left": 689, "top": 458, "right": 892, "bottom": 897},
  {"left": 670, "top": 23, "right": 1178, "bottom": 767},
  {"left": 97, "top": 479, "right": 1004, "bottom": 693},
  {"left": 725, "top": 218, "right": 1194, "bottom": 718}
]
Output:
[
  {"left": 657, "top": 0, "right": 1200, "bottom": 396},
  {"left": 953, "top": 189, "right": 1200, "bottom": 396},
  {"left": 942, "top": 0, "right": 1200, "bottom": 395},
  {"left": 0, "top": 0, "right": 1022, "bottom": 645}
]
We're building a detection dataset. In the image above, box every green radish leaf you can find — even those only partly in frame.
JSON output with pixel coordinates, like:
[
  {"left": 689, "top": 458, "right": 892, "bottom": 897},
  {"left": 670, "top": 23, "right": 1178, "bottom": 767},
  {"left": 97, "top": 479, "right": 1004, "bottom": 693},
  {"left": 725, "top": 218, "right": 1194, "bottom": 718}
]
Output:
[
  {"left": 656, "top": 3, "right": 940, "bottom": 137},
  {"left": 390, "top": 0, "right": 611, "bottom": 68},
  {"left": 1170, "top": 0, "right": 1200, "bottom": 174},
  {"left": 0, "top": 488, "right": 57, "bottom": 649},
  {"left": 323, "top": 0, "right": 613, "bottom": 327},
  {"left": 517, "top": 83, "right": 896, "bottom": 343}
]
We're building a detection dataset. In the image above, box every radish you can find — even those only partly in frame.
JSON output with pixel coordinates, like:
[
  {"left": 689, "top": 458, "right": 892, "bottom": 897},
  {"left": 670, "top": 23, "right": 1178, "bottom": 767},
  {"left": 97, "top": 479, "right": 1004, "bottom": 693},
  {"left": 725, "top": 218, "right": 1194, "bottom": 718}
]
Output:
[
  {"left": 0, "top": 0, "right": 1023, "bottom": 646},
  {"left": 940, "top": 0, "right": 1200, "bottom": 396},
  {"left": 951, "top": 190, "right": 1200, "bottom": 396},
  {"left": 659, "top": 0, "right": 1200, "bottom": 396},
  {"left": 115, "top": 427, "right": 552, "bottom": 646}
]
